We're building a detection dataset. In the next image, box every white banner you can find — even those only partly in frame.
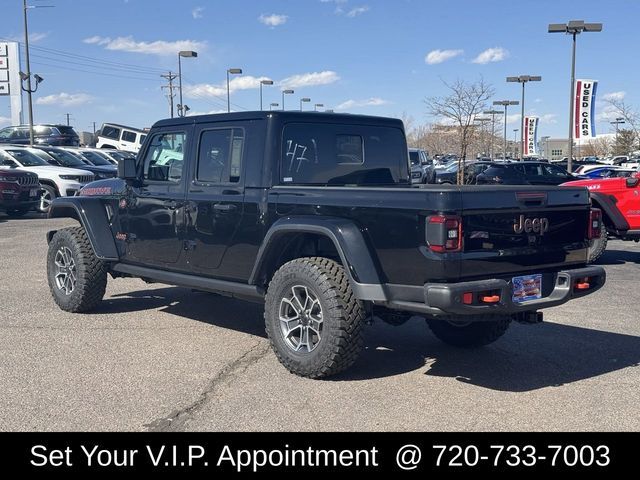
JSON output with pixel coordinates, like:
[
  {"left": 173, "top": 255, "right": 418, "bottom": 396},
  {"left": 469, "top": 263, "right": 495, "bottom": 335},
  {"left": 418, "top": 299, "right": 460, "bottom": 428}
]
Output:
[
  {"left": 574, "top": 79, "right": 598, "bottom": 139},
  {"left": 523, "top": 116, "right": 539, "bottom": 156}
]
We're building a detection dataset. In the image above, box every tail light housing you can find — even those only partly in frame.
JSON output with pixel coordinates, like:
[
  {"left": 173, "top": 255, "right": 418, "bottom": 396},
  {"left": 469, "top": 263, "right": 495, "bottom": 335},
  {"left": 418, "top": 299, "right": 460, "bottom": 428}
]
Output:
[
  {"left": 588, "top": 208, "right": 602, "bottom": 240},
  {"left": 427, "top": 214, "right": 462, "bottom": 252}
]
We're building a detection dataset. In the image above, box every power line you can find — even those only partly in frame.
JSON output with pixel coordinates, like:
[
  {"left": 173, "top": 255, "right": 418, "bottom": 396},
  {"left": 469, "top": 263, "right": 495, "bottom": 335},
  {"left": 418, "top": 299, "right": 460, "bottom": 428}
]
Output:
[
  {"left": 30, "top": 60, "right": 160, "bottom": 81},
  {"left": 29, "top": 52, "right": 161, "bottom": 77}
]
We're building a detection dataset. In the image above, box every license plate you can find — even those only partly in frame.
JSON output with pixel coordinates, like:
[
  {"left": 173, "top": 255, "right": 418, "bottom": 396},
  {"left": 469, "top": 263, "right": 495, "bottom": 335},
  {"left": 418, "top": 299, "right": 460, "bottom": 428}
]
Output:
[
  {"left": 30, "top": 188, "right": 38, "bottom": 197},
  {"left": 512, "top": 274, "right": 542, "bottom": 303}
]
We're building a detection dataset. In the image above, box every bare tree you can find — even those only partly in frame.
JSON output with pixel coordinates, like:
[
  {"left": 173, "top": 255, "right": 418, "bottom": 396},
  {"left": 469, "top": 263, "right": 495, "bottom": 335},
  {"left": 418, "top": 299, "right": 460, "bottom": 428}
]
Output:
[
  {"left": 425, "top": 78, "right": 494, "bottom": 183},
  {"left": 604, "top": 97, "right": 640, "bottom": 151},
  {"left": 582, "top": 136, "right": 612, "bottom": 157}
]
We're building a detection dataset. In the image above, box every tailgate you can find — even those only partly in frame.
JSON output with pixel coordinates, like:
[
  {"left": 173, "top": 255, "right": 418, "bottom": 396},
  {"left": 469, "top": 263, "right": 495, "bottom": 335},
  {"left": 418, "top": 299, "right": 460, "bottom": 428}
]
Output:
[{"left": 459, "top": 186, "right": 590, "bottom": 280}]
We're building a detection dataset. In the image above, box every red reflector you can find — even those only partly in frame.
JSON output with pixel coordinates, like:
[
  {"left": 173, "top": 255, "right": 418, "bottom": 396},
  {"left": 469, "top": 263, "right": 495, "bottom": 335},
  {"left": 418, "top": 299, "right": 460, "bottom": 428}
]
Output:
[
  {"left": 575, "top": 277, "right": 591, "bottom": 290},
  {"left": 462, "top": 292, "right": 473, "bottom": 304},
  {"left": 480, "top": 295, "right": 500, "bottom": 303}
]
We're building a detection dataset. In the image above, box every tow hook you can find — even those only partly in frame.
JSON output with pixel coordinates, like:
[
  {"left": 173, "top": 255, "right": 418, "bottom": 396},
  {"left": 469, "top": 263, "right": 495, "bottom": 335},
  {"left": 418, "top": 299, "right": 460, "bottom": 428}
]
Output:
[{"left": 513, "top": 311, "right": 543, "bottom": 324}]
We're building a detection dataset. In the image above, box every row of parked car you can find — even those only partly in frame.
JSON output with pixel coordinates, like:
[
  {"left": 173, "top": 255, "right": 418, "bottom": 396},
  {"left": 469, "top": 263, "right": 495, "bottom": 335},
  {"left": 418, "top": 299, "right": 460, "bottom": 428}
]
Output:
[
  {"left": 0, "top": 144, "right": 135, "bottom": 216},
  {"left": 410, "top": 148, "right": 639, "bottom": 186}
]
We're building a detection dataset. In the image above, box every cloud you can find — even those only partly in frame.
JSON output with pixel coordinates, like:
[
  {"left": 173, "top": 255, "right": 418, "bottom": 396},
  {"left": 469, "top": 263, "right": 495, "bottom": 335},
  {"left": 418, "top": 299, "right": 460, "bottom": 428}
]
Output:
[
  {"left": 36, "top": 92, "right": 93, "bottom": 107},
  {"left": 192, "top": 7, "right": 204, "bottom": 19},
  {"left": 346, "top": 6, "right": 370, "bottom": 17},
  {"left": 505, "top": 113, "right": 521, "bottom": 125},
  {"left": 258, "top": 14, "right": 288, "bottom": 27},
  {"left": 335, "top": 97, "right": 389, "bottom": 110},
  {"left": 472, "top": 47, "right": 509, "bottom": 64},
  {"left": 279, "top": 71, "right": 340, "bottom": 89},
  {"left": 0, "top": 116, "right": 11, "bottom": 127},
  {"left": 187, "top": 109, "right": 228, "bottom": 116},
  {"left": 5, "top": 32, "right": 48, "bottom": 43},
  {"left": 534, "top": 98, "right": 542, "bottom": 103},
  {"left": 540, "top": 113, "right": 557, "bottom": 124},
  {"left": 83, "top": 36, "right": 206, "bottom": 56},
  {"left": 596, "top": 103, "right": 621, "bottom": 122},
  {"left": 601, "top": 91, "right": 625, "bottom": 101},
  {"left": 425, "top": 49, "right": 463, "bottom": 65},
  {"left": 185, "top": 76, "right": 272, "bottom": 98}
]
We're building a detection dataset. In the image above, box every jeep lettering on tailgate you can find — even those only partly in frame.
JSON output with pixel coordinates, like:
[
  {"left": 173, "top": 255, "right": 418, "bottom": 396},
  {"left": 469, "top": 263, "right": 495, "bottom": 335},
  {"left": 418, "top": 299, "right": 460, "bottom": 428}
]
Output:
[{"left": 513, "top": 215, "right": 549, "bottom": 236}]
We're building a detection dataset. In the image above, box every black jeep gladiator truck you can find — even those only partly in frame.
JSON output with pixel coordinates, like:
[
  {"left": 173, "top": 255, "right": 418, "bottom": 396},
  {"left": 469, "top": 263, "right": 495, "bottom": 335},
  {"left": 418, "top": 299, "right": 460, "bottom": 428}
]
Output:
[{"left": 46, "top": 112, "right": 605, "bottom": 378}]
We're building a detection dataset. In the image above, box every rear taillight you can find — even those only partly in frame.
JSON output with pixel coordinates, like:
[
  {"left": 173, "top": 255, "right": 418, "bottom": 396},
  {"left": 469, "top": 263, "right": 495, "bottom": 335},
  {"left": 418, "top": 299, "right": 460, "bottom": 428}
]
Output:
[
  {"left": 426, "top": 215, "right": 462, "bottom": 252},
  {"left": 588, "top": 208, "right": 602, "bottom": 240}
]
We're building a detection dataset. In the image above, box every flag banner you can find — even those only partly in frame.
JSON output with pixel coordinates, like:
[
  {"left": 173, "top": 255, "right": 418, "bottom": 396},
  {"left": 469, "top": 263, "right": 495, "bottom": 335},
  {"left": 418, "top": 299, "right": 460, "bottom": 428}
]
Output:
[
  {"left": 523, "top": 116, "right": 539, "bottom": 155},
  {"left": 574, "top": 79, "right": 598, "bottom": 139}
]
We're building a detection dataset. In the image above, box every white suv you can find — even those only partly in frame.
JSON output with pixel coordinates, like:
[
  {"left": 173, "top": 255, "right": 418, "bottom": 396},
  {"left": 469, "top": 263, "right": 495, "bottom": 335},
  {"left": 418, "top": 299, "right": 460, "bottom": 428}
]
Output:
[
  {"left": 0, "top": 145, "right": 94, "bottom": 212},
  {"left": 96, "top": 123, "right": 147, "bottom": 152}
]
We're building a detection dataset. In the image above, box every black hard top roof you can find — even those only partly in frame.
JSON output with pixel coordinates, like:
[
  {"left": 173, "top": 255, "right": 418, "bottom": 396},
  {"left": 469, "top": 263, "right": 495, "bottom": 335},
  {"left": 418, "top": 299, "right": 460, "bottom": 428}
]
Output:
[{"left": 152, "top": 111, "right": 404, "bottom": 129}]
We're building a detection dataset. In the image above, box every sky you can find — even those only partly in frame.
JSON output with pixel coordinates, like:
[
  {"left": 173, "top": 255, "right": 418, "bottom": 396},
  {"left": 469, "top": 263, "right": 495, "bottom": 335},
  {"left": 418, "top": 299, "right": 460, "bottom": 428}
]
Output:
[{"left": 0, "top": 0, "right": 637, "bottom": 138}]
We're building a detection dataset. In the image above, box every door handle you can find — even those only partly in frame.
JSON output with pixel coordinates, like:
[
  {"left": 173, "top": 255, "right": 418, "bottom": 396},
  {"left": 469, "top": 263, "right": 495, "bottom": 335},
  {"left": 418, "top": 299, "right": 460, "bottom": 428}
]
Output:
[
  {"left": 163, "top": 200, "right": 180, "bottom": 210},
  {"left": 213, "top": 203, "right": 237, "bottom": 212}
]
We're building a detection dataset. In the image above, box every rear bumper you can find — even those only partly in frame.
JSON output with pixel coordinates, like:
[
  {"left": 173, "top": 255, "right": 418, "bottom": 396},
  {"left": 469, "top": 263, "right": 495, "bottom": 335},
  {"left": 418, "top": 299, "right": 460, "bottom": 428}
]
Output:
[{"left": 379, "top": 266, "right": 606, "bottom": 317}]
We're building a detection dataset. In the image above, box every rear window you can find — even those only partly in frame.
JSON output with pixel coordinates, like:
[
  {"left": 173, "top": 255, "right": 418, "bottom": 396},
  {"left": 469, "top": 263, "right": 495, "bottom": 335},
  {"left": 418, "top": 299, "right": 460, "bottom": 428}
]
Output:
[
  {"left": 56, "top": 126, "right": 78, "bottom": 136},
  {"left": 281, "top": 123, "right": 408, "bottom": 185},
  {"left": 409, "top": 151, "right": 419, "bottom": 165},
  {"left": 101, "top": 126, "right": 121, "bottom": 139},
  {"left": 33, "top": 126, "right": 54, "bottom": 135}
]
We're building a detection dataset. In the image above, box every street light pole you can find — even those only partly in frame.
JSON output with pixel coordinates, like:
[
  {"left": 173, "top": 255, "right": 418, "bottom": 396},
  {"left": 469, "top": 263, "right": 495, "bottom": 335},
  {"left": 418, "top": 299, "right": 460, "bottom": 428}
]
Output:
[
  {"left": 513, "top": 128, "right": 519, "bottom": 157},
  {"left": 269, "top": 103, "right": 279, "bottom": 111},
  {"left": 314, "top": 103, "right": 324, "bottom": 112},
  {"left": 474, "top": 117, "right": 490, "bottom": 158},
  {"left": 300, "top": 97, "right": 311, "bottom": 111},
  {"left": 177, "top": 51, "right": 198, "bottom": 117},
  {"left": 259, "top": 79, "right": 273, "bottom": 111},
  {"left": 506, "top": 75, "right": 542, "bottom": 160},
  {"left": 23, "top": 0, "right": 34, "bottom": 146},
  {"left": 226, "top": 68, "right": 242, "bottom": 113},
  {"left": 549, "top": 20, "right": 603, "bottom": 172},
  {"left": 493, "top": 100, "right": 519, "bottom": 159},
  {"left": 282, "top": 90, "right": 294, "bottom": 111},
  {"left": 483, "top": 109, "right": 503, "bottom": 160}
]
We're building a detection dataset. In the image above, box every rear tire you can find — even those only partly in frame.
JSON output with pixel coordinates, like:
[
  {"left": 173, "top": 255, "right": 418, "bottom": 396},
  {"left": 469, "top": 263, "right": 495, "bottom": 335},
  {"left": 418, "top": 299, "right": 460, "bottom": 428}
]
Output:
[
  {"left": 426, "top": 315, "right": 511, "bottom": 347},
  {"left": 47, "top": 227, "right": 107, "bottom": 312},
  {"left": 264, "top": 257, "right": 365, "bottom": 378},
  {"left": 588, "top": 228, "right": 608, "bottom": 263}
]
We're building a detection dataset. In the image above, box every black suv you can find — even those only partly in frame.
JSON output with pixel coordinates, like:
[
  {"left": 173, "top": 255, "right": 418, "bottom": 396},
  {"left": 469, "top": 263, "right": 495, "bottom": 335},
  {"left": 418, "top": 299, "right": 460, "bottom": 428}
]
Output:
[
  {"left": 476, "top": 161, "right": 577, "bottom": 185},
  {"left": 0, "top": 125, "right": 80, "bottom": 147}
]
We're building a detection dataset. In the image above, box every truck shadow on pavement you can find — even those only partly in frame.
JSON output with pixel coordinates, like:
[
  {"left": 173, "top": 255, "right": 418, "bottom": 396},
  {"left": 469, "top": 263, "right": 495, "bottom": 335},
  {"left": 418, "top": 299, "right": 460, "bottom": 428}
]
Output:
[
  {"left": 338, "top": 317, "right": 640, "bottom": 390},
  {"left": 101, "top": 286, "right": 640, "bottom": 391},
  {"left": 595, "top": 248, "right": 640, "bottom": 265}
]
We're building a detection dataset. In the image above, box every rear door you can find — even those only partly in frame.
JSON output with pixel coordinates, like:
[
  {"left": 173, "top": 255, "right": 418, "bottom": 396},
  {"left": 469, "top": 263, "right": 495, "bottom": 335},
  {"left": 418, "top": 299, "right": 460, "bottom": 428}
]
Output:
[{"left": 184, "top": 124, "right": 245, "bottom": 276}]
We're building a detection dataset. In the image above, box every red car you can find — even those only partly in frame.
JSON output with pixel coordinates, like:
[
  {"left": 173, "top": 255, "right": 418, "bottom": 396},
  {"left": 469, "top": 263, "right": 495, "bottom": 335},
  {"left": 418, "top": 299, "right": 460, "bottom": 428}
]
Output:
[
  {"left": 563, "top": 172, "right": 640, "bottom": 262},
  {"left": 0, "top": 168, "right": 41, "bottom": 217}
]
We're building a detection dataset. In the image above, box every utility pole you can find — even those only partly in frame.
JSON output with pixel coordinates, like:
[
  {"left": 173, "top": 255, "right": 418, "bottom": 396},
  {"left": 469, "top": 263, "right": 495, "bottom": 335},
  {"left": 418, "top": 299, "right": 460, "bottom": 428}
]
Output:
[
  {"left": 161, "top": 71, "right": 178, "bottom": 118},
  {"left": 65, "top": 113, "right": 71, "bottom": 126}
]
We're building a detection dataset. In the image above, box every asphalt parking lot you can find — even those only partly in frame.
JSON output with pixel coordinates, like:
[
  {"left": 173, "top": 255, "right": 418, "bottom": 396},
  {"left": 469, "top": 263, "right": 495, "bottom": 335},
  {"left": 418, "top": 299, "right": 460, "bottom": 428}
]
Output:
[{"left": 1, "top": 213, "right": 639, "bottom": 432}]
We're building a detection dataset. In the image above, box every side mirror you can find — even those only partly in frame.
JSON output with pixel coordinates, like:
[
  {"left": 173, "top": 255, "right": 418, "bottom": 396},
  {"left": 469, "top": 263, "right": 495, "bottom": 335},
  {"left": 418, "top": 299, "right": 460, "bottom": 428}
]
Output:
[
  {"left": 117, "top": 157, "right": 138, "bottom": 180},
  {"left": 626, "top": 177, "right": 639, "bottom": 188}
]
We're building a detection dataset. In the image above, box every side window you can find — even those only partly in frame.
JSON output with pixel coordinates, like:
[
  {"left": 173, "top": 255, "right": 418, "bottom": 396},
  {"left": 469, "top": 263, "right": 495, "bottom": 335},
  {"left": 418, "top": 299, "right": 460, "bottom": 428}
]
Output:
[
  {"left": 0, "top": 128, "right": 11, "bottom": 139},
  {"left": 101, "top": 126, "right": 121, "bottom": 140},
  {"left": 142, "top": 132, "right": 186, "bottom": 183},
  {"left": 196, "top": 128, "right": 244, "bottom": 184},
  {"left": 543, "top": 165, "right": 569, "bottom": 177},
  {"left": 522, "top": 164, "right": 541, "bottom": 176},
  {"left": 121, "top": 130, "right": 137, "bottom": 143},
  {"left": 139, "top": 134, "right": 147, "bottom": 145}
]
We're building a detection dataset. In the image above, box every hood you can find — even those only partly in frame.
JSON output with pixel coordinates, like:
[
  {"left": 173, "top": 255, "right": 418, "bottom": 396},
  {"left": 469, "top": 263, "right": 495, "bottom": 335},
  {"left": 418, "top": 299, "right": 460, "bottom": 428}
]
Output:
[
  {"left": 17, "top": 165, "right": 95, "bottom": 177},
  {"left": 79, "top": 178, "right": 128, "bottom": 198}
]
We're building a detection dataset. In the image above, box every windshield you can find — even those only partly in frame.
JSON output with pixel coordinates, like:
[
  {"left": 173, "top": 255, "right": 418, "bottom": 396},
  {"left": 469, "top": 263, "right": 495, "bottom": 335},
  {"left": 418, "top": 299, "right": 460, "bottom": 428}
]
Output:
[
  {"left": 4, "top": 149, "right": 49, "bottom": 166},
  {"left": 444, "top": 162, "right": 459, "bottom": 172},
  {"left": 42, "top": 149, "right": 86, "bottom": 167},
  {"left": 80, "top": 151, "right": 112, "bottom": 166}
]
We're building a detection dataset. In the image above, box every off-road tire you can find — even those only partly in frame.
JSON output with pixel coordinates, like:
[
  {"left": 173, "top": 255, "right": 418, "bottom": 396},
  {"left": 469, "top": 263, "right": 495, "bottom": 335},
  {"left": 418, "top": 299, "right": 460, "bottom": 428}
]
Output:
[
  {"left": 5, "top": 208, "right": 29, "bottom": 217},
  {"left": 426, "top": 315, "right": 511, "bottom": 348},
  {"left": 47, "top": 226, "right": 107, "bottom": 312},
  {"left": 264, "top": 257, "right": 365, "bottom": 378},
  {"left": 588, "top": 227, "right": 608, "bottom": 263}
]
